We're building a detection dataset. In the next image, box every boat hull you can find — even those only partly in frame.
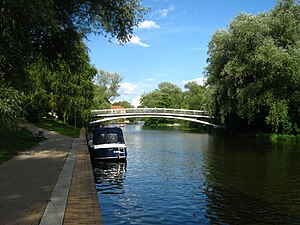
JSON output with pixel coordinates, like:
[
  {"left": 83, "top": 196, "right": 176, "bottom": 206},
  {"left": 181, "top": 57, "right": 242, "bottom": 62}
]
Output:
[
  {"left": 90, "top": 145, "right": 127, "bottom": 160},
  {"left": 87, "top": 127, "right": 127, "bottom": 161}
]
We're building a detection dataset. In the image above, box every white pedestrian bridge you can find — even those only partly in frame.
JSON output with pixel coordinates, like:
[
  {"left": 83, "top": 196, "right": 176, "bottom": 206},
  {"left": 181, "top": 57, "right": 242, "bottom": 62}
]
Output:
[{"left": 90, "top": 108, "right": 220, "bottom": 127}]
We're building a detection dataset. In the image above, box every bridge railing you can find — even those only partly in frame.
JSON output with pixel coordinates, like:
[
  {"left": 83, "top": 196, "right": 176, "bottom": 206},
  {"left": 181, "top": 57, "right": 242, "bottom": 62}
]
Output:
[{"left": 90, "top": 108, "right": 209, "bottom": 118}]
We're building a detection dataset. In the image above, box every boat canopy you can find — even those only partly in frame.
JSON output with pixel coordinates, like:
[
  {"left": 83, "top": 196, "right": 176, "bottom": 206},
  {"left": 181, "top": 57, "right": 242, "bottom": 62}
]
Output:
[{"left": 93, "top": 127, "right": 125, "bottom": 145}]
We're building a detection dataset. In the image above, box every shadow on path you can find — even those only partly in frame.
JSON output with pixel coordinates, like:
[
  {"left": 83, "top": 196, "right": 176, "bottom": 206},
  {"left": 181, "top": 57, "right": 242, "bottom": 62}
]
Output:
[{"left": 0, "top": 124, "right": 74, "bottom": 225}]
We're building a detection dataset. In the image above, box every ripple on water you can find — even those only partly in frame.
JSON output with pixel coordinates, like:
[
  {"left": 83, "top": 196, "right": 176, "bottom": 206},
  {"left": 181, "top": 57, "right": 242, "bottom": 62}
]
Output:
[{"left": 94, "top": 125, "right": 300, "bottom": 225}]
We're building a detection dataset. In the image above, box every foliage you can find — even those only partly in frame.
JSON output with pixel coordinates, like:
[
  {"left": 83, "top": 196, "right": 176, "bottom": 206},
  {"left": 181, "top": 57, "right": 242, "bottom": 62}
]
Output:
[
  {"left": 183, "top": 81, "right": 207, "bottom": 110},
  {"left": 92, "top": 70, "right": 123, "bottom": 109},
  {"left": 112, "top": 101, "right": 134, "bottom": 108},
  {"left": 0, "top": 0, "right": 147, "bottom": 84},
  {"left": 182, "top": 81, "right": 216, "bottom": 129},
  {"left": 23, "top": 40, "right": 96, "bottom": 126},
  {"left": 140, "top": 82, "right": 183, "bottom": 108},
  {"left": 140, "top": 81, "right": 212, "bottom": 127},
  {"left": 269, "top": 134, "right": 297, "bottom": 142},
  {"left": 0, "top": 0, "right": 147, "bottom": 129},
  {"left": 205, "top": 0, "right": 300, "bottom": 134},
  {"left": 256, "top": 133, "right": 298, "bottom": 142},
  {"left": 140, "top": 82, "right": 184, "bottom": 125},
  {"left": 0, "top": 81, "right": 23, "bottom": 129}
]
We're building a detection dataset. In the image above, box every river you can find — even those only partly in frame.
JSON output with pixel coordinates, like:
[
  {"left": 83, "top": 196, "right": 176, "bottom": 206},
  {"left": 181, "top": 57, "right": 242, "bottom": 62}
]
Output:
[{"left": 93, "top": 124, "right": 300, "bottom": 225}]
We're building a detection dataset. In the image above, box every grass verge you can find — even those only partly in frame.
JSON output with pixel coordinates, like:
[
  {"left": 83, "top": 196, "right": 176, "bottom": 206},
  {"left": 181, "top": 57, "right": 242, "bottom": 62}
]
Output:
[
  {"left": 256, "top": 133, "right": 300, "bottom": 142},
  {"left": 0, "top": 128, "right": 38, "bottom": 164},
  {"left": 0, "top": 120, "right": 78, "bottom": 163},
  {"left": 34, "top": 119, "right": 80, "bottom": 138}
]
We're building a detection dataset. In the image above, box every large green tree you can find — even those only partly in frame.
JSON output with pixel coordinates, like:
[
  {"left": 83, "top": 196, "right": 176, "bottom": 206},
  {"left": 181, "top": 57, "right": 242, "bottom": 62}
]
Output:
[
  {"left": 0, "top": 0, "right": 147, "bottom": 86},
  {"left": 0, "top": 80, "right": 22, "bottom": 129},
  {"left": 0, "top": 0, "right": 147, "bottom": 127},
  {"left": 92, "top": 70, "right": 123, "bottom": 109},
  {"left": 140, "top": 82, "right": 183, "bottom": 125},
  {"left": 183, "top": 81, "right": 207, "bottom": 110},
  {"left": 206, "top": 0, "right": 300, "bottom": 134},
  {"left": 24, "top": 40, "right": 96, "bottom": 125},
  {"left": 112, "top": 101, "right": 134, "bottom": 108},
  {"left": 140, "top": 82, "right": 183, "bottom": 108}
]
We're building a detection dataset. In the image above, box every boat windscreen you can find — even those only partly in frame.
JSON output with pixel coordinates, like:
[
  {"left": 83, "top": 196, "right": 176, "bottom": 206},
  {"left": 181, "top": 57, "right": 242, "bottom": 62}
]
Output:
[{"left": 93, "top": 133, "right": 124, "bottom": 144}]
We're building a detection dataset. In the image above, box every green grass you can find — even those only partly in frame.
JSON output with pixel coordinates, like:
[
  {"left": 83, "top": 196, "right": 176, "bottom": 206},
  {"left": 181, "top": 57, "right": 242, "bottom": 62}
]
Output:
[
  {"left": 34, "top": 119, "right": 80, "bottom": 138},
  {"left": 0, "top": 119, "right": 79, "bottom": 163},
  {"left": 0, "top": 128, "right": 39, "bottom": 163},
  {"left": 269, "top": 133, "right": 298, "bottom": 142},
  {"left": 256, "top": 133, "right": 299, "bottom": 142}
]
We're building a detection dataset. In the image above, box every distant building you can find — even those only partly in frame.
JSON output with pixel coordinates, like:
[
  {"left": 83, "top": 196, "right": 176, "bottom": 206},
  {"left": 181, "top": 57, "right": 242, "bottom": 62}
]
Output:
[{"left": 110, "top": 105, "right": 125, "bottom": 114}]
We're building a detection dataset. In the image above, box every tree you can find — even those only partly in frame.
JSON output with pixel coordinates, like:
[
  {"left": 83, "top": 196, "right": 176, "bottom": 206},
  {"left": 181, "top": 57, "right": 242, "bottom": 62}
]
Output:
[
  {"left": 23, "top": 40, "right": 96, "bottom": 125},
  {"left": 0, "top": 81, "right": 22, "bottom": 129},
  {"left": 140, "top": 82, "right": 183, "bottom": 125},
  {"left": 140, "top": 82, "right": 183, "bottom": 108},
  {"left": 0, "top": 0, "right": 147, "bottom": 128},
  {"left": 112, "top": 101, "right": 134, "bottom": 108},
  {"left": 183, "top": 81, "right": 207, "bottom": 110},
  {"left": 0, "top": 0, "right": 147, "bottom": 86},
  {"left": 205, "top": 0, "right": 300, "bottom": 134},
  {"left": 92, "top": 70, "right": 123, "bottom": 109}
]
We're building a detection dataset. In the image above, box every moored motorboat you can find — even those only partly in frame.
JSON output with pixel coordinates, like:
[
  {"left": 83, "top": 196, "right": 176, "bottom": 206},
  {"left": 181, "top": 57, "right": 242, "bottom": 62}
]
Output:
[{"left": 88, "top": 127, "right": 127, "bottom": 160}]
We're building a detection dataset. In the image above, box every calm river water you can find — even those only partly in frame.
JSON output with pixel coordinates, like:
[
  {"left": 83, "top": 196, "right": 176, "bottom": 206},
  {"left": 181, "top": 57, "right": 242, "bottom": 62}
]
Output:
[{"left": 93, "top": 124, "right": 300, "bottom": 225}]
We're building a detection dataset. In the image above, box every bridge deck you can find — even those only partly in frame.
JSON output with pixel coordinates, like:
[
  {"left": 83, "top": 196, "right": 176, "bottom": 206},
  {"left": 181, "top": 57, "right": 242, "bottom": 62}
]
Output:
[
  {"left": 91, "top": 108, "right": 209, "bottom": 118},
  {"left": 89, "top": 108, "right": 219, "bottom": 127}
]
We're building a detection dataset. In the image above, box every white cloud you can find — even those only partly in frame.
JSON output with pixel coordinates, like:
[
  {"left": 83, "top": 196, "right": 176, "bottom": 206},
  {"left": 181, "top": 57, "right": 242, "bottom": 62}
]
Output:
[
  {"left": 120, "top": 82, "right": 137, "bottom": 94},
  {"left": 127, "top": 35, "right": 150, "bottom": 47},
  {"left": 132, "top": 96, "right": 141, "bottom": 108},
  {"left": 119, "top": 81, "right": 154, "bottom": 95},
  {"left": 138, "top": 20, "right": 160, "bottom": 29},
  {"left": 155, "top": 4, "right": 175, "bottom": 18},
  {"left": 116, "top": 81, "right": 156, "bottom": 108},
  {"left": 183, "top": 77, "right": 207, "bottom": 86},
  {"left": 146, "top": 78, "right": 155, "bottom": 81}
]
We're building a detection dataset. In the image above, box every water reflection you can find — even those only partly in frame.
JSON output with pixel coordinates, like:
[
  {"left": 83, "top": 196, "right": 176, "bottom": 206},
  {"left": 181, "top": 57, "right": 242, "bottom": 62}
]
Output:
[
  {"left": 93, "top": 125, "right": 300, "bottom": 225},
  {"left": 93, "top": 161, "right": 127, "bottom": 195},
  {"left": 203, "top": 136, "right": 300, "bottom": 224}
]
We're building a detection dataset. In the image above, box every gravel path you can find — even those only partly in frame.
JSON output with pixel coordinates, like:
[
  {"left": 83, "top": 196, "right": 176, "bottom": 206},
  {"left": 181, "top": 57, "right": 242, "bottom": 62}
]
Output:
[{"left": 0, "top": 124, "right": 74, "bottom": 225}]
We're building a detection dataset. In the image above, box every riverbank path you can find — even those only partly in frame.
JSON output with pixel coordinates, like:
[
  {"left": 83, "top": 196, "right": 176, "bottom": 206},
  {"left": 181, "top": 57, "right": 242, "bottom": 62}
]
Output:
[{"left": 0, "top": 124, "right": 102, "bottom": 225}]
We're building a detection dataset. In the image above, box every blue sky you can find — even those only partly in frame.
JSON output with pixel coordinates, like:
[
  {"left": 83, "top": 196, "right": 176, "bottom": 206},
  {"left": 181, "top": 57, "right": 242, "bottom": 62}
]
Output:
[{"left": 86, "top": 0, "right": 276, "bottom": 107}]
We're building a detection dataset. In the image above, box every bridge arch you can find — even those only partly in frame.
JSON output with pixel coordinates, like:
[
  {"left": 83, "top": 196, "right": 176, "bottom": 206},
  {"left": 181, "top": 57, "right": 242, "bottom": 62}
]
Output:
[
  {"left": 89, "top": 108, "right": 220, "bottom": 128},
  {"left": 90, "top": 115, "right": 218, "bottom": 127}
]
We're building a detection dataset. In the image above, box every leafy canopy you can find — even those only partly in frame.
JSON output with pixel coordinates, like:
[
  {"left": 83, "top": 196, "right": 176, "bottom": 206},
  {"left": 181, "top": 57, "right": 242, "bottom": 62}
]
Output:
[
  {"left": 0, "top": 0, "right": 147, "bottom": 127},
  {"left": 92, "top": 70, "right": 123, "bottom": 109},
  {"left": 206, "top": 0, "right": 300, "bottom": 134}
]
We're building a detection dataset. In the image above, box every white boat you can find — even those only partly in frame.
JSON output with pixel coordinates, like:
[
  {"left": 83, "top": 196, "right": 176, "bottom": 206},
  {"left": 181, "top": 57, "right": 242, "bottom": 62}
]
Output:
[{"left": 88, "top": 127, "right": 127, "bottom": 161}]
